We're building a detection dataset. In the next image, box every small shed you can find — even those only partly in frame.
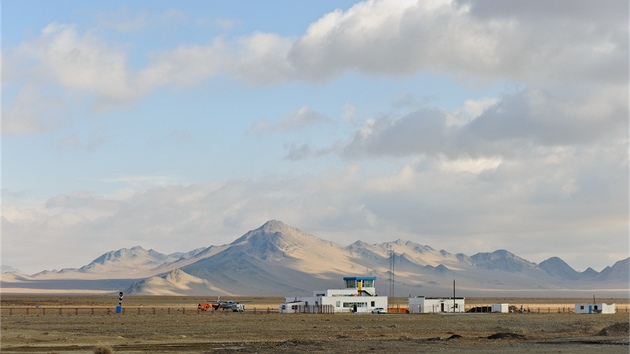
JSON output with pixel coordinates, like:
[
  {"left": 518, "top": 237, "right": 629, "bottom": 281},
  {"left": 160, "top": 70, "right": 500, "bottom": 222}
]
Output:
[
  {"left": 574, "top": 303, "right": 616, "bottom": 314},
  {"left": 279, "top": 301, "right": 307, "bottom": 313},
  {"left": 491, "top": 303, "right": 509, "bottom": 313}
]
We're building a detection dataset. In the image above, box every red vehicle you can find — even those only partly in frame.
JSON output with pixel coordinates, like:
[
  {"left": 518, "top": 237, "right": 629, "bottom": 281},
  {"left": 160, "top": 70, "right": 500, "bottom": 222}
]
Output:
[{"left": 197, "top": 302, "right": 213, "bottom": 311}]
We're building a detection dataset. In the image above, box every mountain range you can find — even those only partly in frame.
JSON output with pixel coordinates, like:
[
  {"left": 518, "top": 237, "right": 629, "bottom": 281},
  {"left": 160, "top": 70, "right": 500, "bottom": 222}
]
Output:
[{"left": 1, "top": 220, "right": 628, "bottom": 297}]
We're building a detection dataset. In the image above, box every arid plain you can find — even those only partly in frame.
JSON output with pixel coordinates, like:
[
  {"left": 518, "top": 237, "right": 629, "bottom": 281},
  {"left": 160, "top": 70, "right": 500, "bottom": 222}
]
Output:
[{"left": 1, "top": 295, "right": 628, "bottom": 353}]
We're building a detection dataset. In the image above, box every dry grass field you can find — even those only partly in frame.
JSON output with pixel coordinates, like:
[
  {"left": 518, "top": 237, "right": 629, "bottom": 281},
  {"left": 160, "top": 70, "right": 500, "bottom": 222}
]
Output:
[{"left": 1, "top": 295, "right": 628, "bottom": 353}]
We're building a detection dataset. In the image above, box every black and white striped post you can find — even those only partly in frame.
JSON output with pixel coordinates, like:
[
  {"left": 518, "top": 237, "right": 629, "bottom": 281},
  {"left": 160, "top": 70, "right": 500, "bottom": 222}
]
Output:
[{"left": 116, "top": 292, "right": 123, "bottom": 314}]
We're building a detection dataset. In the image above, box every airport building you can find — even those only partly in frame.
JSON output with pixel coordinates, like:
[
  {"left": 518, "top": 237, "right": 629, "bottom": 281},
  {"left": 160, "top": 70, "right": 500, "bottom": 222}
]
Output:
[
  {"left": 280, "top": 276, "right": 388, "bottom": 313},
  {"left": 408, "top": 296, "right": 465, "bottom": 313}
]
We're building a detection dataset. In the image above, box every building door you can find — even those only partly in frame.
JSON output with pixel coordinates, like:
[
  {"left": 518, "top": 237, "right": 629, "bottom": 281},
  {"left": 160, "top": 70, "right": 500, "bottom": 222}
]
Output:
[{"left": 441, "top": 303, "right": 445, "bottom": 312}]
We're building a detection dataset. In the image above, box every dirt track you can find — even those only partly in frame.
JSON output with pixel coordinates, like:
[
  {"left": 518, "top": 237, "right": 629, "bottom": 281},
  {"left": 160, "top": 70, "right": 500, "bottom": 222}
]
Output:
[{"left": 1, "top": 296, "right": 629, "bottom": 353}]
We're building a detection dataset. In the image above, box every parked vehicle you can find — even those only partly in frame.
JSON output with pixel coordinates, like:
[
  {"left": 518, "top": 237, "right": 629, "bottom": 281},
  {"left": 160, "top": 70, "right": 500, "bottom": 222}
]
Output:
[{"left": 371, "top": 307, "right": 386, "bottom": 314}]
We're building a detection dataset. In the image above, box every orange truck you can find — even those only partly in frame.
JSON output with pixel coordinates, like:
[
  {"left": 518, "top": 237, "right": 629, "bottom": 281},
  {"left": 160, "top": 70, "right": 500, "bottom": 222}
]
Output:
[{"left": 198, "top": 302, "right": 213, "bottom": 311}]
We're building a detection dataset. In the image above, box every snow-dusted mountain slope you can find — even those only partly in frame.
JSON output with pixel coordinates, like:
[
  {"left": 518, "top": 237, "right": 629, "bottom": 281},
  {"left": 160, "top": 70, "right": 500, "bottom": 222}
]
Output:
[
  {"left": 1, "top": 220, "right": 628, "bottom": 297},
  {"left": 124, "top": 269, "right": 228, "bottom": 296}
]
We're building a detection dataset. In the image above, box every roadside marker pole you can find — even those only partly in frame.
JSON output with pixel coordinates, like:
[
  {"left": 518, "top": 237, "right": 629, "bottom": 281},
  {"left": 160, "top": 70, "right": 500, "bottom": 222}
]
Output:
[{"left": 116, "top": 292, "right": 123, "bottom": 314}]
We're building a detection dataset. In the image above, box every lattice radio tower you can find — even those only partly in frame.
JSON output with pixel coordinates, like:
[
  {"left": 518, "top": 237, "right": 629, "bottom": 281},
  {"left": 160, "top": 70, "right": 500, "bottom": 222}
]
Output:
[{"left": 389, "top": 244, "right": 395, "bottom": 299}]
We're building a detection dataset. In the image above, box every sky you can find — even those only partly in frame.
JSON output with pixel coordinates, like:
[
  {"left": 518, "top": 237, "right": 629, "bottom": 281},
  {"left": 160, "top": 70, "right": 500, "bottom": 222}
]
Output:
[{"left": 2, "top": 0, "right": 628, "bottom": 274}]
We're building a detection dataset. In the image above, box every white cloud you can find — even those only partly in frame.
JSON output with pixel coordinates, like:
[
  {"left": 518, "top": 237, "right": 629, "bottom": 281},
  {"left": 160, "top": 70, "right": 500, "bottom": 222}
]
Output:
[
  {"left": 438, "top": 157, "right": 502, "bottom": 174},
  {"left": 342, "top": 84, "right": 626, "bottom": 160},
  {"left": 3, "top": 141, "right": 626, "bottom": 273},
  {"left": 97, "top": 7, "right": 188, "bottom": 32},
  {"left": 5, "top": 0, "right": 625, "bottom": 135},
  {"left": 342, "top": 103, "right": 357, "bottom": 123},
  {"left": 249, "top": 105, "right": 329, "bottom": 135},
  {"left": 232, "top": 32, "right": 295, "bottom": 84},
  {"left": 138, "top": 40, "right": 230, "bottom": 88},
  {"left": 31, "top": 23, "right": 135, "bottom": 99}
]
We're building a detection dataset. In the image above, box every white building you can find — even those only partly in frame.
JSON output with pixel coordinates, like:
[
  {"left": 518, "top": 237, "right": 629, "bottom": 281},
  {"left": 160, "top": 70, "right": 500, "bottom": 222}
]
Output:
[
  {"left": 492, "top": 303, "right": 509, "bottom": 313},
  {"left": 575, "top": 303, "right": 616, "bottom": 314},
  {"left": 280, "top": 276, "right": 388, "bottom": 313},
  {"left": 408, "top": 296, "right": 465, "bottom": 313}
]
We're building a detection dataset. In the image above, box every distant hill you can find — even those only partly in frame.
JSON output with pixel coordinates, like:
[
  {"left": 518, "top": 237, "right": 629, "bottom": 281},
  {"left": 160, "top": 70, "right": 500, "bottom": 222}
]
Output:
[
  {"left": 1, "top": 220, "right": 628, "bottom": 297},
  {"left": 1, "top": 265, "right": 21, "bottom": 273},
  {"left": 125, "top": 269, "right": 228, "bottom": 296}
]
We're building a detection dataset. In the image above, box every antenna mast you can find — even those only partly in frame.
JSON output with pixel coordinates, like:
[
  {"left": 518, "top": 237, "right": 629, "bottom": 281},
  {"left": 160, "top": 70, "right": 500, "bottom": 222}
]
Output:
[{"left": 389, "top": 244, "right": 395, "bottom": 299}]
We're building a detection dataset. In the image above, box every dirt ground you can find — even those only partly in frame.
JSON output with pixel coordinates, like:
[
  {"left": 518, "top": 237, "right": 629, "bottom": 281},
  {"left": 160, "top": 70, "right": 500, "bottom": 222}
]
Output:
[{"left": 1, "top": 296, "right": 628, "bottom": 353}]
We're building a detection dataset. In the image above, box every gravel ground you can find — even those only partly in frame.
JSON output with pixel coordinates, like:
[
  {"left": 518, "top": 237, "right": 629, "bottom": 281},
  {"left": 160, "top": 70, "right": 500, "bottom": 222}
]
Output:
[{"left": 1, "top": 296, "right": 628, "bottom": 353}]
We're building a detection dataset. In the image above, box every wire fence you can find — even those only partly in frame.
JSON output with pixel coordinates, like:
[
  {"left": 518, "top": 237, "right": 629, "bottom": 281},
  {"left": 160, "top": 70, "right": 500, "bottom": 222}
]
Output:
[
  {"left": 464, "top": 304, "right": 629, "bottom": 314},
  {"left": 0, "top": 306, "right": 282, "bottom": 316},
  {"left": 1, "top": 304, "right": 627, "bottom": 316}
]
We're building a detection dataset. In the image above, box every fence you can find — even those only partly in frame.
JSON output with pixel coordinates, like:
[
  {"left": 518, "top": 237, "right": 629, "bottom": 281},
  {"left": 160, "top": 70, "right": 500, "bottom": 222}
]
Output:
[
  {"left": 279, "top": 304, "right": 335, "bottom": 314},
  {"left": 464, "top": 304, "right": 630, "bottom": 314},
  {"left": 0, "top": 306, "right": 282, "bottom": 316},
  {"left": 2, "top": 305, "right": 628, "bottom": 316}
]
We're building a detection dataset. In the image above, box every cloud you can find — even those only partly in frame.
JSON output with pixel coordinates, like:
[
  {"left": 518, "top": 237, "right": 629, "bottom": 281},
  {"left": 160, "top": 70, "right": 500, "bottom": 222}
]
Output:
[
  {"left": 249, "top": 106, "right": 329, "bottom": 135},
  {"left": 5, "top": 0, "right": 625, "bottom": 134},
  {"left": 28, "top": 23, "right": 136, "bottom": 99},
  {"left": 55, "top": 130, "right": 108, "bottom": 150},
  {"left": 466, "top": 87, "right": 627, "bottom": 146},
  {"left": 285, "top": 0, "right": 606, "bottom": 93},
  {"left": 344, "top": 108, "right": 449, "bottom": 157},
  {"left": 231, "top": 32, "right": 295, "bottom": 84},
  {"left": 342, "top": 86, "right": 627, "bottom": 160},
  {"left": 97, "top": 7, "right": 188, "bottom": 32},
  {"left": 2, "top": 143, "right": 627, "bottom": 273}
]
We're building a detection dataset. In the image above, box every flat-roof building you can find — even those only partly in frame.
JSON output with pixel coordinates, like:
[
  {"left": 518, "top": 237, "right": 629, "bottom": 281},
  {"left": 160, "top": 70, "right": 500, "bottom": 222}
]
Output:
[
  {"left": 280, "top": 276, "right": 388, "bottom": 313},
  {"left": 575, "top": 303, "right": 616, "bottom": 314},
  {"left": 408, "top": 296, "right": 465, "bottom": 313}
]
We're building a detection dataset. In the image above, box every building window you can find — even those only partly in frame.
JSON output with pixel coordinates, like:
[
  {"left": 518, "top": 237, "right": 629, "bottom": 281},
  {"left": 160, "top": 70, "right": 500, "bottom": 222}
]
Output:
[
  {"left": 343, "top": 302, "right": 368, "bottom": 308},
  {"left": 336, "top": 301, "right": 340, "bottom": 307},
  {"left": 363, "top": 279, "right": 374, "bottom": 287},
  {"left": 371, "top": 301, "right": 375, "bottom": 307},
  {"left": 345, "top": 279, "right": 357, "bottom": 288},
  {"left": 580, "top": 306, "right": 584, "bottom": 310}
]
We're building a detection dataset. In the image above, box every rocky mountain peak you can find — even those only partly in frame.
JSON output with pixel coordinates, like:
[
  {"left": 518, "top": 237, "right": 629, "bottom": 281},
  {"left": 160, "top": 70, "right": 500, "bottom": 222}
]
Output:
[
  {"left": 538, "top": 256, "right": 580, "bottom": 280},
  {"left": 470, "top": 249, "right": 537, "bottom": 272}
]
